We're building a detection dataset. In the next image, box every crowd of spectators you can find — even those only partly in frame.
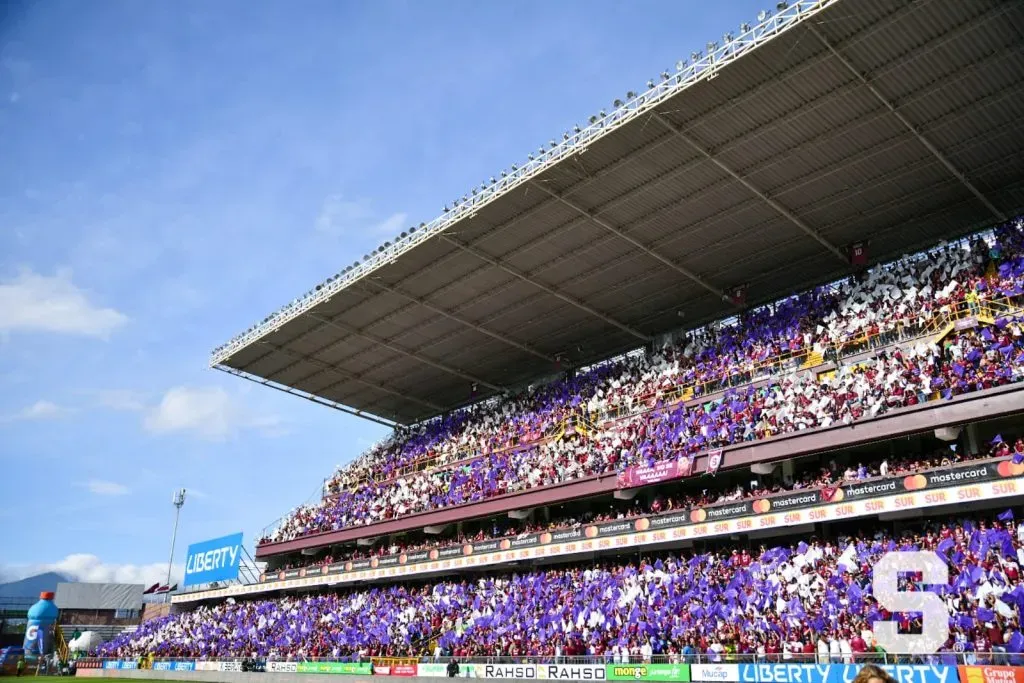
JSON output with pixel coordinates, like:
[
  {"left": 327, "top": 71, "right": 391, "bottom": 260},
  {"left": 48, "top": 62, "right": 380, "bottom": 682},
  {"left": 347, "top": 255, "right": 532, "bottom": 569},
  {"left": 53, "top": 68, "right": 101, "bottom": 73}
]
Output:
[
  {"left": 272, "top": 441, "right": 1022, "bottom": 574},
  {"left": 102, "top": 513, "right": 1024, "bottom": 663},
  {"left": 260, "top": 222, "right": 1024, "bottom": 545}
]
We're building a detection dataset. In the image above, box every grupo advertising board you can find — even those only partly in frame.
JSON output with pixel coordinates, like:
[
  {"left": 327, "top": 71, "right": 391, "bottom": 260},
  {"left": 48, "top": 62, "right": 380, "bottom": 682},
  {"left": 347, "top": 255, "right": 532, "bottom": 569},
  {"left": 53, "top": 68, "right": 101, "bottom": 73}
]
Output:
[
  {"left": 959, "top": 666, "right": 1024, "bottom": 683},
  {"left": 183, "top": 532, "right": 244, "bottom": 587}
]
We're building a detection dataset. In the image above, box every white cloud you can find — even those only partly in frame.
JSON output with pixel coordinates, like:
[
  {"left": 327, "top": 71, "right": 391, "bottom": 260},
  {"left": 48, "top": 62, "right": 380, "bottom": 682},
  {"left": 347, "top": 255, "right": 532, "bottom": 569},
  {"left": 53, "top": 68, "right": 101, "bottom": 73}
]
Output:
[
  {"left": 77, "top": 479, "right": 130, "bottom": 496},
  {"left": 143, "top": 386, "right": 284, "bottom": 440},
  {"left": 0, "top": 400, "right": 68, "bottom": 423},
  {"left": 314, "top": 194, "right": 407, "bottom": 238},
  {"left": 0, "top": 269, "right": 127, "bottom": 339},
  {"left": 315, "top": 195, "right": 373, "bottom": 236},
  {"left": 371, "top": 211, "right": 408, "bottom": 236},
  {"left": 96, "top": 389, "right": 147, "bottom": 412},
  {"left": 0, "top": 555, "right": 182, "bottom": 587}
]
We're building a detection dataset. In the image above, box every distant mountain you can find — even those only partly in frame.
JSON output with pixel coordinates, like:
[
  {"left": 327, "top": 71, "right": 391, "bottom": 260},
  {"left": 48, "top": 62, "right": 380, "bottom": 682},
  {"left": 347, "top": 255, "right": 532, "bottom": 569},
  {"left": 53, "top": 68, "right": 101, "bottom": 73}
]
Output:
[{"left": 0, "top": 572, "right": 70, "bottom": 599}]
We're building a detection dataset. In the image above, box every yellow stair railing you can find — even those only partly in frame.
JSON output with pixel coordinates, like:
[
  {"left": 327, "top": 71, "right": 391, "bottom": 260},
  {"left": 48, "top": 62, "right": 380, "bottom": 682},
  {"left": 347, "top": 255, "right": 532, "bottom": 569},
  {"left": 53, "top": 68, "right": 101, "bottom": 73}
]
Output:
[
  {"left": 54, "top": 624, "right": 69, "bottom": 662},
  {"left": 800, "top": 350, "right": 824, "bottom": 369}
]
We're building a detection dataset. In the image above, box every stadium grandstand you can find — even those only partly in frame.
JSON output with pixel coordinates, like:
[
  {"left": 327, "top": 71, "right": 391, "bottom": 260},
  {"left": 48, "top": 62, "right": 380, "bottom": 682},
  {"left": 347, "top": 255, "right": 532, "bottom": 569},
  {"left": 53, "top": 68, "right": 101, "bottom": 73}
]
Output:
[{"left": 95, "top": 0, "right": 1024, "bottom": 669}]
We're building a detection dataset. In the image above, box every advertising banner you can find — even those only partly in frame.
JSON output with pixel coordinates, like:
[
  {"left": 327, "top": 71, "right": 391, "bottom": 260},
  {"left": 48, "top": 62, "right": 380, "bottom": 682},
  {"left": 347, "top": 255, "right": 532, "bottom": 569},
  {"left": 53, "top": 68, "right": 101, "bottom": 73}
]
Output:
[
  {"left": 482, "top": 663, "right": 537, "bottom": 679},
  {"left": 537, "top": 664, "right": 606, "bottom": 679},
  {"left": 296, "top": 661, "right": 374, "bottom": 674},
  {"left": 195, "top": 661, "right": 220, "bottom": 671},
  {"left": 152, "top": 660, "right": 196, "bottom": 671},
  {"left": 829, "top": 665, "right": 956, "bottom": 683},
  {"left": 183, "top": 532, "right": 244, "bottom": 587},
  {"left": 618, "top": 457, "right": 694, "bottom": 488},
  {"left": 692, "top": 664, "right": 740, "bottom": 682},
  {"left": 959, "top": 666, "right": 1024, "bottom": 683},
  {"left": 76, "top": 669, "right": 104, "bottom": 678},
  {"left": 607, "top": 663, "right": 691, "bottom": 681},
  {"left": 219, "top": 661, "right": 244, "bottom": 672},
  {"left": 737, "top": 664, "right": 831, "bottom": 683},
  {"left": 390, "top": 664, "right": 419, "bottom": 676},
  {"left": 268, "top": 661, "right": 299, "bottom": 673},
  {"left": 418, "top": 662, "right": 478, "bottom": 678}
]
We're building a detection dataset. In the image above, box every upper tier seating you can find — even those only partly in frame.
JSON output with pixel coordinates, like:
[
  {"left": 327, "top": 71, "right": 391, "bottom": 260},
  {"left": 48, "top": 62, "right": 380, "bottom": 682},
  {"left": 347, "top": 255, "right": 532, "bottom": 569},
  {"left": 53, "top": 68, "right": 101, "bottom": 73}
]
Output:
[{"left": 260, "top": 221, "right": 1024, "bottom": 546}]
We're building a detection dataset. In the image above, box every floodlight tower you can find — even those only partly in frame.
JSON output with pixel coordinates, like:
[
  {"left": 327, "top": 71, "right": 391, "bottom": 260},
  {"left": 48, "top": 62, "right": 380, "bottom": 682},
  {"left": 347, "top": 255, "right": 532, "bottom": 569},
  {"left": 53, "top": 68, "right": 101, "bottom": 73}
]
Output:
[{"left": 165, "top": 488, "right": 187, "bottom": 603}]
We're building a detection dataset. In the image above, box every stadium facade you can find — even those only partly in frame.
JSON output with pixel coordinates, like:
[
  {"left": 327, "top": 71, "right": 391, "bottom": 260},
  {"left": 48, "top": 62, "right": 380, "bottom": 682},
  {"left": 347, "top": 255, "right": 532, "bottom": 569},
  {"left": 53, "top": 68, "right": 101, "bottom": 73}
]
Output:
[{"left": 96, "top": 0, "right": 1024, "bottom": 668}]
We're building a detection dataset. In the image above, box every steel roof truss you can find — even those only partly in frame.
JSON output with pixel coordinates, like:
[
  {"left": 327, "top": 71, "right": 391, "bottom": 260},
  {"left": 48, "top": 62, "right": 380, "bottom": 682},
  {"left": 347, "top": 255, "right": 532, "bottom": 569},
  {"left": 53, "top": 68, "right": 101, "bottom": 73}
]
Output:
[
  {"left": 361, "top": 279, "right": 555, "bottom": 363},
  {"left": 439, "top": 234, "right": 651, "bottom": 342},
  {"left": 303, "top": 312, "right": 504, "bottom": 393},
  {"left": 651, "top": 111, "right": 849, "bottom": 264},
  {"left": 808, "top": 24, "right": 1006, "bottom": 223},
  {"left": 530, "top": 181, "right": 735, "bottom": 305}
]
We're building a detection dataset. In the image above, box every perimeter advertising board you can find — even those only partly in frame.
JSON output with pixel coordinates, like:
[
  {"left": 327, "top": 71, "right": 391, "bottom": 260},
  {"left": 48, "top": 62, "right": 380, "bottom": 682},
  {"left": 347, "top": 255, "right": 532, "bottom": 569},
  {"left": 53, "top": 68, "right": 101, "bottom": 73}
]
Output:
[
  {"left": 183, "top": 532, "right": 244, "bottom": 587},
  {"left": 296, "top": 661, "right": 373, "bottom": 674},
  {"left": 607, "top": 663, "right": 691, "bottom": 681},
  {"left": 959, "top": 667, "right": 1024, "bottom": 683},
  {"left": 688, "top": 664, "right": 957, "bottom": 683}
]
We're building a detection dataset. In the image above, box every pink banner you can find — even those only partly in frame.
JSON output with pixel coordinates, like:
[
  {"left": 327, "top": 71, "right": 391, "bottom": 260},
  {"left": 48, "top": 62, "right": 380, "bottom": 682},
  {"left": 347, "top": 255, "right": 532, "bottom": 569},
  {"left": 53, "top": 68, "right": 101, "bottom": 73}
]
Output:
[{"left": 617, "top": 455, "right": 694, "bottom": 488}]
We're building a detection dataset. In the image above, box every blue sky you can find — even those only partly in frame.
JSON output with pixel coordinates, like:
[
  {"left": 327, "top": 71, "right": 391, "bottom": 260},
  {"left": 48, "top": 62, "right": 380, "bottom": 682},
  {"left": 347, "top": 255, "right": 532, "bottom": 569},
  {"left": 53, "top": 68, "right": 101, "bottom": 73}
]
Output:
[{"left": 0, "top": 0, "right": 766, "bottom": 584}]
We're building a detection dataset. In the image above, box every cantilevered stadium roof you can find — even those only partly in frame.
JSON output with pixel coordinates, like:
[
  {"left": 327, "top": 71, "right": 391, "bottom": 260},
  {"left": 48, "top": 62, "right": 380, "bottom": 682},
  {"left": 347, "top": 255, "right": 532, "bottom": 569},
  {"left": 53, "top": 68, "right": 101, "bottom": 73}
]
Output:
[{"left": 212, "top": 0, "right": 1024, "bottom": 425}]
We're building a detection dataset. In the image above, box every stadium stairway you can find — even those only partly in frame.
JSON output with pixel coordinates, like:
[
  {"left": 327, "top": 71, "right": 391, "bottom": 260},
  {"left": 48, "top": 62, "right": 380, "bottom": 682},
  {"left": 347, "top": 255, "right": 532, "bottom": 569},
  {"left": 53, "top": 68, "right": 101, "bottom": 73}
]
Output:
[{"left": 54, "top": 624, "right": 69, "bottom": 662}]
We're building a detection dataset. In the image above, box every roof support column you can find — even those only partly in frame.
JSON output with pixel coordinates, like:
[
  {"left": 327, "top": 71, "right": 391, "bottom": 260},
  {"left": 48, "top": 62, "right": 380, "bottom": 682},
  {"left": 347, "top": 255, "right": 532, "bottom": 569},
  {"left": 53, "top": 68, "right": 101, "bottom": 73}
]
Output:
[
  {"left": 439, "top": 235, "right": 651, "bottom": 343},
  {"left": 808, "top": 25, "right": 1006, "bottom": 223},
  {"left": 650, "top": 112, "right": 850, "bottom": 265}
]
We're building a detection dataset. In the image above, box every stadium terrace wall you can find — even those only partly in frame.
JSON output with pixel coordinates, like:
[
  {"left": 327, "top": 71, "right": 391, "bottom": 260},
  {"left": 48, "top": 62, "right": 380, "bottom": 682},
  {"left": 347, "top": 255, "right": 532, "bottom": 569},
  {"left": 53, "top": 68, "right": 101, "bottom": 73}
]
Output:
[
  {"left": 176, "top": 457, "right": 1024, "bottom": 604},
  {"left": 255, "top": 382, "right": 1024, "bottom": 560}
]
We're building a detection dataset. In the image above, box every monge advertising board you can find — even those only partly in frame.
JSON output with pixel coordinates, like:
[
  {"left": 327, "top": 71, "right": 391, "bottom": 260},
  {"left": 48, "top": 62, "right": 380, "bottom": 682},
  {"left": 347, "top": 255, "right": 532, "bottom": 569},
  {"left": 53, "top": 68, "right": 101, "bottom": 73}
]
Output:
[{"left": 183, "top": 532, "right": 244, "bottom": 587}]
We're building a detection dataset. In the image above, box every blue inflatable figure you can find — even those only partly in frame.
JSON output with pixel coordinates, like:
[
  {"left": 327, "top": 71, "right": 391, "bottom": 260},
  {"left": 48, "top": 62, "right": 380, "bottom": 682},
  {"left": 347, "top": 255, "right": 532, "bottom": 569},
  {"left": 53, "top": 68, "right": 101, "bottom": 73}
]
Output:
[{"left": 23, "top": 591, "right": 59, "bottom": 656}]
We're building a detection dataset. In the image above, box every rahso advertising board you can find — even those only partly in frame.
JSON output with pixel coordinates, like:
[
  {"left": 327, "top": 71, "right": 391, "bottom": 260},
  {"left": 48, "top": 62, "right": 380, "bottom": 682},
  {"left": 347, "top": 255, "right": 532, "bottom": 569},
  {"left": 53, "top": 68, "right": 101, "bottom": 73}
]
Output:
[{"left": 183, "top": 532, "right": 244, "bottom": 587}]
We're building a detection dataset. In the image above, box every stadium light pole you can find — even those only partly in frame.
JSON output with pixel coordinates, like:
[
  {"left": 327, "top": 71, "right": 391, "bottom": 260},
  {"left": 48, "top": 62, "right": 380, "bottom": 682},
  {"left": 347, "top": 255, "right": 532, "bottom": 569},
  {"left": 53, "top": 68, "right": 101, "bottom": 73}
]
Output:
[{"left": 165, "top": 488, "right": 186, "bottom": 603}]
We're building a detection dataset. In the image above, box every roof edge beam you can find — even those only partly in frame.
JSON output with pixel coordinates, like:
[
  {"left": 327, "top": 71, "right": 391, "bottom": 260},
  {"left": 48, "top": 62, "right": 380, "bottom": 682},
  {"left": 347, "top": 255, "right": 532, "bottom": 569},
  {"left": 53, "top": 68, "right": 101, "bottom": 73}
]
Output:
[
  {"left": 651, "top": 111, "right": 850, "bottom": 265},
  {"left": 214, "top": 365, "right": 401, "bottom": 428},
  {"left": 361, "top": 280, "right": 556, "bottom": 363},
  {"left": 304, "top": 312, "right": 504, "bottom": 393},
  {"left": 439, "top": 235, "right": 651, "bottom": 343},
  {"left": 531, "top": 181, "right": 734, "bottom": 306},
  {"left": 808, "top": 25, "right": 1006, "bottom": 223}
]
